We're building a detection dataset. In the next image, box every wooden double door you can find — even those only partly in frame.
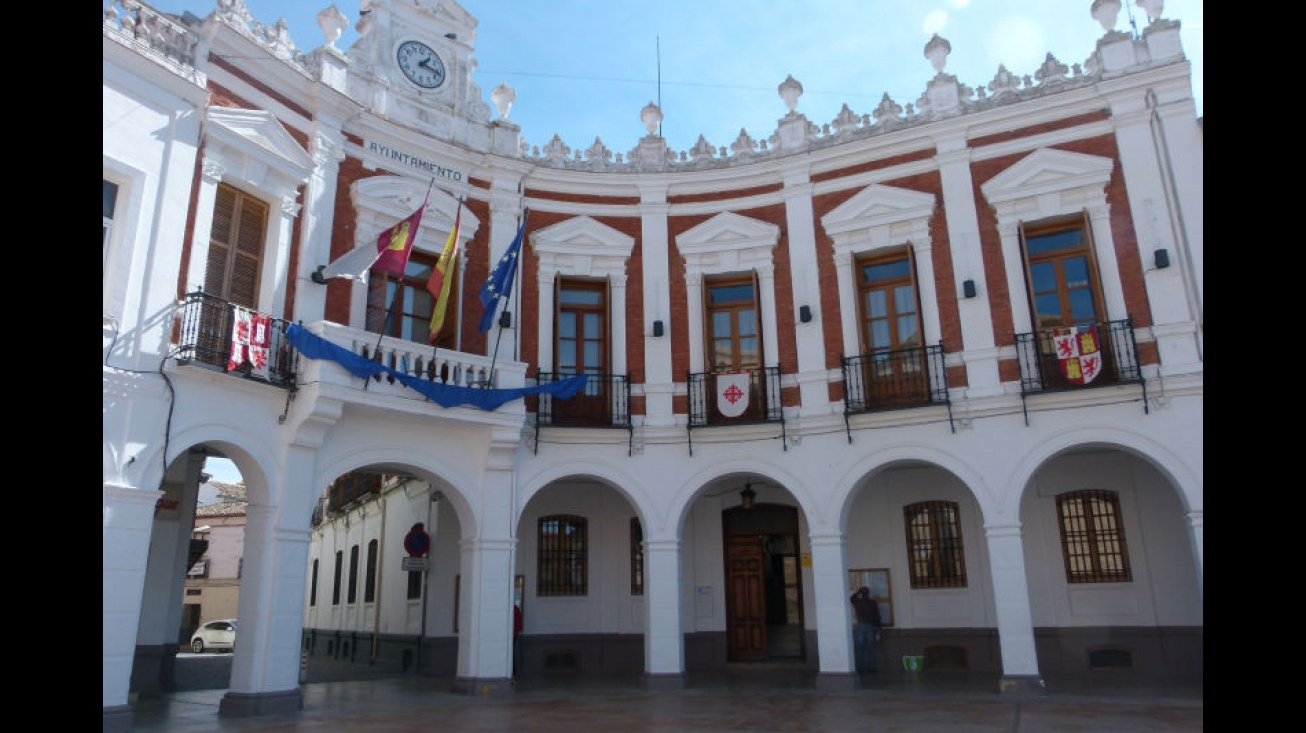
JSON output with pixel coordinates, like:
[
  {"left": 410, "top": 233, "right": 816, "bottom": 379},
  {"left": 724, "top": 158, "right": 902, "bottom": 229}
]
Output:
[{"left": 723, "top": 504, "right": 804, "bottom": 662}]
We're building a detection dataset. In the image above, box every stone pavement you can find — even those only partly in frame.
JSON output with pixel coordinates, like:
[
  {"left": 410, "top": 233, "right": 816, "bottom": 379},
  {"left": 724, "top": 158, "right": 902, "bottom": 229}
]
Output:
[{"left": 125, "top": 665, "right": 1203, "bottom": 732}]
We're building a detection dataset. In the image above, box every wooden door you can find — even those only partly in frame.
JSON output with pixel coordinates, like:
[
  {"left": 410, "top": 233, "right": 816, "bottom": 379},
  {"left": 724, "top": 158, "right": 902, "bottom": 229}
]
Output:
[{"left": 725, "top": 534, "right": 767, "bottom": 661}]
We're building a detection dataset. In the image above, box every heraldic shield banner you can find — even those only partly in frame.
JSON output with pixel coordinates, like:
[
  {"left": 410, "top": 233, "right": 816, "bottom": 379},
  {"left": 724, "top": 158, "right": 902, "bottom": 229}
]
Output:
[
  {"left": 716, "top": 372, "right": 751, "bottom": 418},
  {"left": 1053, "top": 324, "right": 1103, "bottom": 385}
]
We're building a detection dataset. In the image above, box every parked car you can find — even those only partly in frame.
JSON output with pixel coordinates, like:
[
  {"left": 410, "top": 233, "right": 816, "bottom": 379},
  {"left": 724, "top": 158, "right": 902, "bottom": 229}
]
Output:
[{"left": 190, "top": 619, "right": 237, "bottom": 653}]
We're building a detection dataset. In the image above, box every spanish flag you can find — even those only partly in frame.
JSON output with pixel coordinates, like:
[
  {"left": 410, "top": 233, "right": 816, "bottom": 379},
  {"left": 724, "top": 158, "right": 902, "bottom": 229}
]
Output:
[{"left": 426, "top": 202, "right": 463, "bottom": 343}]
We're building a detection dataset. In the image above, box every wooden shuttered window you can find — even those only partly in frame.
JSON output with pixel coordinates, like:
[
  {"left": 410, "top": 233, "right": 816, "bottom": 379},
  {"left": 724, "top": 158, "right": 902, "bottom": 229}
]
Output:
[{"left": 205, "top": 183, "right": 268, "bottom": 308}]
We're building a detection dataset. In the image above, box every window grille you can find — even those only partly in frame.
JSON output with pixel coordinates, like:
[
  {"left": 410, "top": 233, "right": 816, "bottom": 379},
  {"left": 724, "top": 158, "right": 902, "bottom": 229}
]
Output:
[
  {"left": 1057, "top": 490, "right": 1132, "bottom": 583},
  {"left": 903, "top": 501, "right": 967, "bottom": 588},
  {"left": 538, "top": 515, "right": 587, "bottom": 596}
]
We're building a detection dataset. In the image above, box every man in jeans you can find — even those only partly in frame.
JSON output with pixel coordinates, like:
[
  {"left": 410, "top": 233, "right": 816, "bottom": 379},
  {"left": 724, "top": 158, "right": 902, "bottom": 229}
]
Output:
[{"left": 850, "top": 586, "right": 883, "bottom": 673}]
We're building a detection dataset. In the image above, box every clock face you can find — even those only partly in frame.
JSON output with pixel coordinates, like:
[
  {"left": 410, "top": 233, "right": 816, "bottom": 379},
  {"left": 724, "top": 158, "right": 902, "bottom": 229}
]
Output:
[{"left": 396, "top": 40, "right": 446, "bottom": 89}]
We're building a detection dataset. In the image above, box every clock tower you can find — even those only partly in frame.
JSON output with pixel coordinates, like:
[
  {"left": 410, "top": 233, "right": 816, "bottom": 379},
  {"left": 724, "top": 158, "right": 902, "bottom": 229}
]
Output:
[{"left": 346, "top": 0, "right": 494, "bottom": 142}]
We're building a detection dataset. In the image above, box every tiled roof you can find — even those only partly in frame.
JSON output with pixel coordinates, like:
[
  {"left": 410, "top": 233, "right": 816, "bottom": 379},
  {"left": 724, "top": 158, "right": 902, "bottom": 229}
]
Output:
[{"left": 196, "top": 481, "right": 247, "bottom": 518}]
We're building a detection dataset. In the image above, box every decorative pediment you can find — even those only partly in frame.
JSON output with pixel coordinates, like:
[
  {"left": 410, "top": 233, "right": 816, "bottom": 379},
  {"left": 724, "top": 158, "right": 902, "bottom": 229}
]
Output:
[
  {"left": 204, "top": 107, "right": 314, "bottom": 198},
  {"left": 676, "top": 212, "right": 780, "bottom": 254},
  {"left": 532, "top": 216, "right": 634, "bottom": 278},
  {"left": 820, "top": 184, "right": 936, "bottom": 238},
  {"left": 350, "top": 175, "right": 478, "bottom": 253},
  {"left": 980, "top": 148, "right": 1114, "bottom": 206}
]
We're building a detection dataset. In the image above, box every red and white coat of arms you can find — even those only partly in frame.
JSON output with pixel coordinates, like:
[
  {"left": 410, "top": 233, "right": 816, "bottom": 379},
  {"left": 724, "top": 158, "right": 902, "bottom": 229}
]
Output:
[
  {"left": 716, "top": 372, "right": 751, "bottom": 417},
  {"left": 1053, "top": 325, "right": 1103, "bottom": 385}
]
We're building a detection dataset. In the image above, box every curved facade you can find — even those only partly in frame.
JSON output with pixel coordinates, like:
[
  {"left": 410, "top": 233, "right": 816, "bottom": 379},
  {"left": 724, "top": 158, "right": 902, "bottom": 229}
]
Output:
[{"left": 103, "top": 1, "right": 1202, "bottom": 729}]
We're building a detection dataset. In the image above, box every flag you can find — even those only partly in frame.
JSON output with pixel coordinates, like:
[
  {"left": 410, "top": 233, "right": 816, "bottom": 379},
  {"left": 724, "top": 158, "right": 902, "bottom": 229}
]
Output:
[
  {"left": 371, "top": 203, "right": 426, "bottom": 275},
  {"left": 426, "top": 203, "right": 462, "bottom": 343},
  {"left": 320, "top": 202, "right": 427, "bottom": 281},
  {"left": 228, "top": 305, "right": 271, "bottom": 378},
  {"left": 716, "top": 372, "right": 751, "bottom": 417},
  {"left": 478, "top": 216, "right": 526, "bottom": 333}
]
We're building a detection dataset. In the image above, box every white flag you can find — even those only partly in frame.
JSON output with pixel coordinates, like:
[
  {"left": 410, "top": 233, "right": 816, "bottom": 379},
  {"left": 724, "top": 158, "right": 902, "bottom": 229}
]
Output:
[
  {"left": 716, "top": 372, "right": 751, "bottom": 418},
  {"left": 320, "top": 243, "right": 384, "bottom": 282}
]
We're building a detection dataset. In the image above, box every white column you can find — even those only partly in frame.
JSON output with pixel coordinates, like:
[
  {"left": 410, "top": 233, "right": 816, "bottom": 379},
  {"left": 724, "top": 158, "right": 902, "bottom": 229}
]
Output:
[
  {"left": 184, "top": 157, "right": 223, "bottom": 293},
  {"left": 780, "top": 170, "right": 830, "bottom": 413},
  {"left": 640, "top": 191, "right": 675, "bottom": 426},
  {"left": 983, "top": 521, "right": 1043, "bottom": 685},
  {"left": 934, "top": 138, "right": 1002, "bottom": 398},
  {"left": 808, "top": 531, "right": 855, "bottom": 675},
  {"left": 757, "top": 263, "right": 778, "bottom": 369},
  {"left": 644, "top": 538, "right": 684, "bottom": 677},
  {"left": 102, "top": 483, "right": 162, "bottom": 711},
  {"left": 293, "top": 127, "right": 345, "bottom": 323},
  {"left": 535, "top": 266, "right": 556, "bottom": 370},
  {"left": 1186, "top": 510, "right": 1203, "bottom": 600}
]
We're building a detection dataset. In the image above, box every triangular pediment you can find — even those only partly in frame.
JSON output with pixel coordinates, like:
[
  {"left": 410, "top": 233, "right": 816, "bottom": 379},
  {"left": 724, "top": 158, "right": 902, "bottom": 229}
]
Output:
[
  {"left": 205, "top": 107, "right": 314, "bottom": 177},
  {"left": 533, "top": 216, "right": 635, "bottom": 258},
  {"left": 820, "top": 184, "right": 936, "bottom": 237},
  {"left": 981, "top": 148, "right": 1114, "bottom": 204},
  {"left": 677, "top": 212, "right": 780, "bottom": 253}
]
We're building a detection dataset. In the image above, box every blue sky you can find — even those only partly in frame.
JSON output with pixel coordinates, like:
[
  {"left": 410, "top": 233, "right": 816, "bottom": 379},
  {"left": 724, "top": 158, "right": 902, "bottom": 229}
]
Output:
[{"left": 144, "top": 1, "right": 1202, "bottom": 157}]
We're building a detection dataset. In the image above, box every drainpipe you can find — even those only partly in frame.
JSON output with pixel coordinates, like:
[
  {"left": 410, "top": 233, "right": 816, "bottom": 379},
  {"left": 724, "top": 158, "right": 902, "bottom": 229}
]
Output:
[{"left": 372, "top": 491, "right": 386, "bottom": 663}]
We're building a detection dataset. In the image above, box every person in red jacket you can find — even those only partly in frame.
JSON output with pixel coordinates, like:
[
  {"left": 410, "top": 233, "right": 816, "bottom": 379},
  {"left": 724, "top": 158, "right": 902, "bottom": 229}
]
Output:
[{"left": 512, "top": 603, "right": 523, "bottom": 677}]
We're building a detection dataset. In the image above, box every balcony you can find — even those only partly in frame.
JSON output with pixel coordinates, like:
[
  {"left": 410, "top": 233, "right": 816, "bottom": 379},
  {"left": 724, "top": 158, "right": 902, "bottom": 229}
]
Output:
[
  {"left": 1014, "top": 317, "right": 1148, "bottom": 422},
  {"left": 174, "top": 290, "right": 298, "bottom": 390},
  {"left": 841, "top": 343, "right": 953, "bottom": 438},
  {"left": 533, "top": 371, "right": 633, "bottom": 453},
  {"left": 686, "top": 366, "right": 786, "bottom": 454}
]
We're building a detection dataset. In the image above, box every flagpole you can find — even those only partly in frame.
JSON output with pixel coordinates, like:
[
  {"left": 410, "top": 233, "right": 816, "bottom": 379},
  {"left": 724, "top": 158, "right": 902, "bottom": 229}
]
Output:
[
  {"left": 428, "top": 196, "right": 464, "bottom": 382},
  {"left": 486, "top": 210, "right": 527, "bottom": 385}
]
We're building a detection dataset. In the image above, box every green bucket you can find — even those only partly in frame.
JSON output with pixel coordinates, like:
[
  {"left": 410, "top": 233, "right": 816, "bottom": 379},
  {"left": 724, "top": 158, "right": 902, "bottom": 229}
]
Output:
[{"left": 902, "top": 655, "right": 924, "bottom": 672}]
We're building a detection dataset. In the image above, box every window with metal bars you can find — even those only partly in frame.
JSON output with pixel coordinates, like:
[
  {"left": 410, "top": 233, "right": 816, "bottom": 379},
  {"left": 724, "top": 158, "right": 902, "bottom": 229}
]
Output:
[
  {"left": 538, "top": 515, "right": 587, "bottom": 596},
  {"left": 364, "top": 540, "right": 379, "bottom": 603},
  {"left": 1056, "top": 490, "right": 1132, "bottom": 583},
  {"left": 310, "top": 558, "right": 318, "bottom": 606},
  {"left": 332, "top": 550, "right": 343, "bottom": 605},
  {"left": 347, "top": 544, "right": 360, "bottom": 603},
  {"left": 406, "top": 569, "right": 422, "bottom": 600},
  {"left": 903, "top": 501, "right": 967, "bottom": 589},
  {"left": 630, "top": 517, "right": 644, "bottom": 596}
]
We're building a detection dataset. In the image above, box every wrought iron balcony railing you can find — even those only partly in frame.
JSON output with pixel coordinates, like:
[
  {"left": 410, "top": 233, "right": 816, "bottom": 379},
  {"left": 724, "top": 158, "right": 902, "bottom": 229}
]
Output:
[
  {"left": 533, "top": 371, "right": 633, "bottom": 454},
  {"left": 686, "top": 366, "right": 786, "bottom": 454},
  {"left": 841, "top": 342, "right": 953, "bottom": 438},
  {"left": 1014, "top": 317, "right": 1148, "bottom": 422},
  {"left": 174, "top": 290, "right": 298, "bottom": 390}
]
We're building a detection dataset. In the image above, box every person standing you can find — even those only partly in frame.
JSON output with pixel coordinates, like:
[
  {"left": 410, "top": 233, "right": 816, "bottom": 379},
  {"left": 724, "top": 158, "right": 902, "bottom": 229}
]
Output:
[{"left": 850, "top": 586, "right": 882, "bottom": 673}]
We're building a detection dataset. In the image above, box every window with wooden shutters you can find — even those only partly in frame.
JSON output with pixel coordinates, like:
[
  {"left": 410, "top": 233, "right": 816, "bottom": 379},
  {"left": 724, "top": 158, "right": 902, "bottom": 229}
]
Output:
[
  {"left": 364, "top": 539, "right": 379, "bottom": 603},
  {"left": 205, "top": 183, "right": 268, "bottom": 308}
]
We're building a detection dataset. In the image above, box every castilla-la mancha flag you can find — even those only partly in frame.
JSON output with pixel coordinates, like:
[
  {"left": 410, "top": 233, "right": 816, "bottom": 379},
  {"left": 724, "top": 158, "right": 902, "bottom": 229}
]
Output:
[
  {"left": 1054, "top": 324, "right": 1103, "bottom": 385},
  {"left": 716, "top": 372, "right": 751, "bottom": 418}
]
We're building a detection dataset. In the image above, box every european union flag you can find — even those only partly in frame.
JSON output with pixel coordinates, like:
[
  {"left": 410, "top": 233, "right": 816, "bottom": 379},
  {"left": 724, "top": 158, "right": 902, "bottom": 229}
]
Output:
[{"left": 478, "top": 215, "right": 527, "bottom": 333}]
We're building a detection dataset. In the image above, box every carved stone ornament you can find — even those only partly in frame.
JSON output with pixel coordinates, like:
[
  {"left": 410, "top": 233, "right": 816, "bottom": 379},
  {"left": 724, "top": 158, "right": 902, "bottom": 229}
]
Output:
[
  {"left": 640, "top": 102, "right": 663, "bottom": 136},
  {"left": 1091, "top": 0, "right": 1122, "bottom": 33},
  {"left": 492, "top": 81, "right": 516, "bottom": 119},
  {"left": 778, "top": 75, "right": 803, "bottom": 113},
  {"left": 317, "top": 5, "right": 348, "bottom": 48},
  {"left": 924, "top": 34, "right": 951, "bottom": 74},
  {"left": 1136, "top": 0, "right": 1164, "bottom": 23}
]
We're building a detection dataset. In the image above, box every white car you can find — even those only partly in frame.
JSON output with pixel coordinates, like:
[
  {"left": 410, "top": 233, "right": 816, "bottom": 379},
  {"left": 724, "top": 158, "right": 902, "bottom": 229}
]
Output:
[{"left": 190, "top": 619, "right": 237, "bottom": 653}]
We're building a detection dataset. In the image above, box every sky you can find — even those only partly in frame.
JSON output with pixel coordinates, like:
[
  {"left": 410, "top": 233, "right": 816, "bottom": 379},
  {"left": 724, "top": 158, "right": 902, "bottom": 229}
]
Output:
[{"left": 145, "top": 0, "right": 1203, "bottom": 157}]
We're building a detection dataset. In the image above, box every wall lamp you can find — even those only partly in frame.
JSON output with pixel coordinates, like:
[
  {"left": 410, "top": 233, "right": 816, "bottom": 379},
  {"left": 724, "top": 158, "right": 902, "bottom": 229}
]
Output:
[
  {"left": 1153, "top": 249, "right": 1170, "bottom": 269},
  {"left": 499, "top": 311, "right": 512, "bottom": 328},
  {"left": 962, "top": 279, "right": 977, "bottom": 299},
  {"left": 739, "top": 480, "right": 757, "bottom": 510},
  {"left": 799, "top": 305, "right": 812, "bottom": 323},
  {"left": 652, "top": 320, "right": 664, "bottom": 337}
]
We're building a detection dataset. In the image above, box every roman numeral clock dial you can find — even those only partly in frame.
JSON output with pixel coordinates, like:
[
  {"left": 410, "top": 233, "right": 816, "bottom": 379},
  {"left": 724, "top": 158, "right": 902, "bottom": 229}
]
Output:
[{"left": 396, "top": 40, "right": 446, "bottom": 89}]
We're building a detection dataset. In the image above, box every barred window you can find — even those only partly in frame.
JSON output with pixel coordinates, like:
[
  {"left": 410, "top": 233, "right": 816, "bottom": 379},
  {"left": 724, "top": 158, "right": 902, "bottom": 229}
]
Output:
[
  {"left": 332, "top": 550, "right": 343, "bottom": 605},
  {"left": 347, "top": 544, "right": 360, "bottom": 603},
  {"left": 630, "top": 517, "right": 644, "bottom": 595},
  {"left": 1057, "top": 490, "right": 1132, "bottom": 583},
  {"left": 364, "top": 540, "right": 379, "bottom": 603},
  {"left": 309, "top": 558, "right": 319, "bottom": 607},
  {"left": 406, "top": 569, "right": 422, "bottom": 600},
  {"left": 538, "top": 515, "right": 587, "bottom": 596},
  {"left": 903, "top": 501, "right": 967, "bottom": 589}
]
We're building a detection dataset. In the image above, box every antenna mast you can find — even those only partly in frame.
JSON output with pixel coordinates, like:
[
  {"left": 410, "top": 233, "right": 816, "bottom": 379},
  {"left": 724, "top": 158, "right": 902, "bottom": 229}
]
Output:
[{"left": 656, "top": 35, "right": 662, "bottom": 138}]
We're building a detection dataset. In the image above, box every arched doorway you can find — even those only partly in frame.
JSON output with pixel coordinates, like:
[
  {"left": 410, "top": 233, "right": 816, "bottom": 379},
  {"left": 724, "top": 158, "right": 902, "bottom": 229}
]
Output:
[{"left": 722, "top": 503, "right": 803, "bottom": 662}]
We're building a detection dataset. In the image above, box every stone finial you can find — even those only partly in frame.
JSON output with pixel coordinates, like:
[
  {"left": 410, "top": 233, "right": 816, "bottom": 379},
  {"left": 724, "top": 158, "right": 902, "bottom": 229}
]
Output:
[
  {"left": 1136, "top": 0, "right": 1164, "bottom": 22},
  {"left": 778, "top": 75, "right": 803, "bottom": 113},
  {"left": 640, "top": 102, "right": 663, "bottom": 136},
  {"left": 924, "top": 34, "right": 951, "bottom": 74},
  {"left": 1091, "top": 0, "right": 1122, "bottom": 33},
  {"left": 492, "top": 82, "right": 516, "bottom": 119},
  {"left": 316, "top": 5, "right": 348, "bottom": 48}
]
